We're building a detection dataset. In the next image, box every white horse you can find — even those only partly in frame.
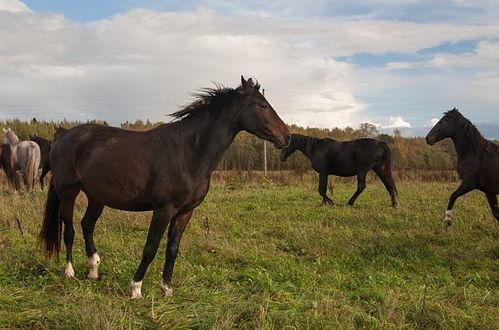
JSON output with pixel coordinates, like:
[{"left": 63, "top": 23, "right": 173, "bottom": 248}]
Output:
[{"left": 2, "top": 128, "right": 41, "bottom": 192}]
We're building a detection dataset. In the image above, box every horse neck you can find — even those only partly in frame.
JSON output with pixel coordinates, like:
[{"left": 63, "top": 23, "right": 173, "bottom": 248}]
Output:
[
  {"left": 173, "top": 107, "right": 240, "bottom": 175},
  {"left": 6, "top": 134, "right": 20, "bottom": 146},
  {"left": 451, "top": 121, "right": 483, "bottom": 158},
  {"left": 294, "top": 135, "right": 316, "bottom": 159}
]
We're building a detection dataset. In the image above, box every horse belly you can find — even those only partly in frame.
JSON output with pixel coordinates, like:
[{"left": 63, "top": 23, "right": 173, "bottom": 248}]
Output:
[
  {"left": 478, "top": 172, "right": 499, "bottom": 194},
  {"left": 79, "top": 163, "right": 155, "bottom": 211},
  {"left": 477, "top": 157, "right": 499, "bottom": 194},
  {"left": 327, "top": 161, "right": 358, "bottom": 177}
]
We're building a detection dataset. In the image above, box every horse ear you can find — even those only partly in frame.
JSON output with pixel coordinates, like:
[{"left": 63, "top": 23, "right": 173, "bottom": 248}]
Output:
[
  {"left": 2, "top": 128, "right": 5, "bottom": 133},
  {"left": 240, "top": 75, "right": 256, "bottom": 93}
]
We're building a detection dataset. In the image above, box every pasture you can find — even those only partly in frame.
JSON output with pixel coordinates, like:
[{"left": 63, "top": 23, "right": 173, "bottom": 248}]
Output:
[{"left": 0, "top": 172, "right": 497, "bottom": 329}]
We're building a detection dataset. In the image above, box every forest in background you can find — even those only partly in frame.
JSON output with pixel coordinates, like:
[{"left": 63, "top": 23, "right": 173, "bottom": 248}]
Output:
[{"left": 0, "top": 118, "right": 476, "bottom": 171}]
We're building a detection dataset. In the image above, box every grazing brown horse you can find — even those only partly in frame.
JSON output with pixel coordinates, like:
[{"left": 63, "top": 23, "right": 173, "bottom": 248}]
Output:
[
  {"left": 426, "top": 108, "right": 499, "bottom": 225},
  {"left": 40, "top": 76, "right": 291, "bottom": 299},
  {"left": 281, "top": 134, "right": 397, "bottom": 207},
  {"left": 0, "top": 144, "right": 20, "bottom": 192}
]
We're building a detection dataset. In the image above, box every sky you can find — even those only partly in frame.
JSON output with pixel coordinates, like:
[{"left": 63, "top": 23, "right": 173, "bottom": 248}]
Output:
[{"left": 1, "top": 0, "right": 498, "bottom": 137}]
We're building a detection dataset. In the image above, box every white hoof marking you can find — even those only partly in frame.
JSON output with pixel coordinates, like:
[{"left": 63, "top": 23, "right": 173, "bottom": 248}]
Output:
[
  {"left": 87, "top": 253, "right": 100, "bottom": 279},
  {"left": 161, "top": 281, "right": 173, "bottom": 297},
  {"left": 130, "top": 281, "right": 143, "bottom": 299},
  {"left": 444, "top": 210, "right": 453, "bottom": 226},
  {"left": 64, "top": 262, "right": 75, "bottom": 278}
]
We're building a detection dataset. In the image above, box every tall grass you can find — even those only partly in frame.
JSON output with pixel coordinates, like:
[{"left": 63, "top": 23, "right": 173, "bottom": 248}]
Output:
[{"left": 0, "top": 176, "right": 497, "bottom": 328}]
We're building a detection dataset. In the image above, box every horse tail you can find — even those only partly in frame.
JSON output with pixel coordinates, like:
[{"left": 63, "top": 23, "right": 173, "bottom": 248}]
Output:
[
  {"left": 379, "top": 142, "right": 398, "bottom": 196},
  {"left": 39, "top": 178, "right": 61, "bottom": 257}
]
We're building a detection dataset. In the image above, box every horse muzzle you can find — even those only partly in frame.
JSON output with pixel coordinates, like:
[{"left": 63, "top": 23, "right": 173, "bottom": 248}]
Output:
[{"left": 425, "top": 135, "right": 436, "bottom": 146}]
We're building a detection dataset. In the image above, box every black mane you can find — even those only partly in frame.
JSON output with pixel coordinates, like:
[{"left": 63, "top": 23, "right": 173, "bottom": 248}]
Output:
[
  {"left": 445, "top": 108, "right": 485, "bottom": 152},
  {"left": 170, "top": 84, "right": 240, "bottom": 120}
]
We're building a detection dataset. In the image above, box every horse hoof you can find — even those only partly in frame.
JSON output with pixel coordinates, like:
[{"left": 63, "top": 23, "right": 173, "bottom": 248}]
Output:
[
  {"left": 87, "top": 253, "right": 100, "bottom": 279},
  {"left": 64, "top": 262, "right": 75, "bottom": 278},
  {"left": 87, "top": 271, "right": 99, "bottom": 279},
  {"left": 161, "top": 281, "right": 173, "bottom": 297},
  {"left": 130, "top": 281, "right": 143, "bottom": 299},
  {"left": 444, "top": 210, "right": 452, "bottom": 226}
]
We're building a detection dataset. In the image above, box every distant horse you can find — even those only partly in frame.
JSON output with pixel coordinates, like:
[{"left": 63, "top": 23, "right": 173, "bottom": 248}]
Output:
[
  {"left": 39, "top": 76, "right": 291, "bottom": 299},
  {"left": 426, "top": 108, "right": 499, "bottom": 225},
  {"left": 0, "top": 144, "right": 20, "bottom": 192},
  {"left": 2, "top": 128, "right": 41, "bottom": 192},
  {"left": 29, "top": 135, "right": 52, "bottom": 189},
  {"left": 281, "top": 134, "right": 398, "bottom": 207}
]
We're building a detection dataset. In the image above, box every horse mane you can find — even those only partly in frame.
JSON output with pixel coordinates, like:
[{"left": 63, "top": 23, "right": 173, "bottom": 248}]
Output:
[
  {"left": 445, "top": 108, "right": 486, "bottom": 152},
  {"left": 169, "top": 84, "right": 240, "bottom": 120}
]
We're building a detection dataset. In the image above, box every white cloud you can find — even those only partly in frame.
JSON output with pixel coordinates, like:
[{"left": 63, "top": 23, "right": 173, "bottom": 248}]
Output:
[
  {"left": 0, "top": 0, "right": 31, "bottom": 13},
  {"left": 0, "top": 5, "right": 368, "bottom": 127},
  {"left": 430, "top": 40, "right": 499, "bottom": 69},
  {"left": 382, "top": 116, "right": 411, "bottom": 128},
  {"left": 0, "top": 1, "right": 498, "bottom": 130}
]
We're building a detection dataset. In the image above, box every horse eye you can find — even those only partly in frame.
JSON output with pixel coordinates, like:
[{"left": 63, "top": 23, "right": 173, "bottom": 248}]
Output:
[{"left": 260, "top": 103, "right": 269, "bottom": 109}]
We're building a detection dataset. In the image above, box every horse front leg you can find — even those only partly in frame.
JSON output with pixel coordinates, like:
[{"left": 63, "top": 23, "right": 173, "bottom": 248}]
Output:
[
  {"left": 485, "top": 192, "right": 499, "bottom": 221},
  {"left": 130, "top": 206, "right": 175, "bottom": 299},
  {"left": 347, "top": 171, "right": 367, "bottom": 206},
  {"left": 318, "top": 173, "right": 333, "bottom": 205},
  {"left": 161, "top": 210, "right": 194, "bottom": 297},
  {"left": 444, "top": 182, "right": 474, "bottom": 226}
]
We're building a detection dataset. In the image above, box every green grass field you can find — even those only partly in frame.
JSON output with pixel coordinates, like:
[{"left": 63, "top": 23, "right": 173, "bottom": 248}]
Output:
[{"left": 0, "top": 176, "right": 497, "bottom": 329}]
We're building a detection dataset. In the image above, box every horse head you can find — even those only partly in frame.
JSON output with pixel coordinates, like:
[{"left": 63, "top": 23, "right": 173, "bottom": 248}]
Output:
[
  {"left": 236, "top": 76, "right": 291, "bottom": 149},
  {"left": 426, "top": 108, "right": 462, "bottom": 145}
]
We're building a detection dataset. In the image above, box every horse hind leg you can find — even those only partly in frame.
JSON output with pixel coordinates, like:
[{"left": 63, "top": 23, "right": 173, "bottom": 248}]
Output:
[
  {"left": 57, "top": 184, "right": 81, "bottom": 277},
  {"left": 485, "top": 192, "right": 499, "bottom": 221},
  {"left": 81, "top": 196, "right": 105, "bottom": 279},
  {"left": 374, "top": 167, "right": 398, "bottom": 207}
]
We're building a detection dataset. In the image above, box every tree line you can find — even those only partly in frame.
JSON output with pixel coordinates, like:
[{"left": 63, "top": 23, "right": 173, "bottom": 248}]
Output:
[{"left": 0, "top": 118, "right": 474, "bottom": 170}]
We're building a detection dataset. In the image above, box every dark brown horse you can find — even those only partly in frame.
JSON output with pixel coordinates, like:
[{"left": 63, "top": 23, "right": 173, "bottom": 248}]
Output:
[
  {"left": 281, "top": 134, "right": 397, "bottom": 207},
  {"left": 40, "top": 76, "right": 291, "bottom": 299},
  {"left": 0, "top": 144, "right": 20, "bottom": 192},
  {"left": 29, "top": 135, "right": 52, "bottom": 190},
  {"left": 426, "top": 108, "right": 499, "bottom": 225}
]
